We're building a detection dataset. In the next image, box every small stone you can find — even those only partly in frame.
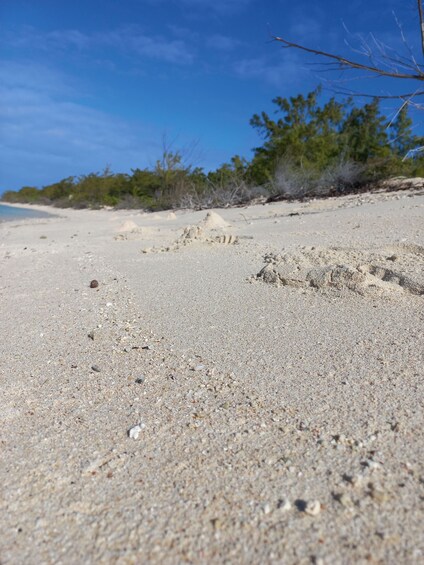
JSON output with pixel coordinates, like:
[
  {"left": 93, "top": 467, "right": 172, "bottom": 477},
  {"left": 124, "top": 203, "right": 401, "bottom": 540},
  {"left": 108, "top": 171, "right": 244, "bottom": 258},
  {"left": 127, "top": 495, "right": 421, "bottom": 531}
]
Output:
[
  {"left": 344, "top": 473, "right": 364, "bottom": 488},
  {"left": 369, "top": 486, "right": 390, "bottom": 504},
  {"left": 135, "top": 376, "right": 145, "bottom": 384},
  {"left": 88, "top": 331, "right": 95, "bottom": 340},
  {"left": 277, "top": 499, "right": 292, "bottom": 512},
  {"left": 142, "top": 345, "right": 152, "bottom": 350},
  {"left": 193, "top": 364, "right": 205, "bottom": 371},
  {"left": 337, "top": 493, "right": 354, "bottom": 508},
  {"left": 211, "top": 518, "right": 222, "bottom": 530},
  {"left": 128, "top": 423, "right": 145, "bottom": 439},
  {"left": 263, "top": 503, "right": 271, "bottom": 515},
  {"left": 91, "top": 365, "right": 101, "bottom": 372},
  {"left": 304, "top": 500, "right": 321, "bottom": 516},
  {"left": 90, "top": 280, "right": 99, "bottom": 288},
  {"left": 363, "top": 459, "right": 381, "bottom": 470}
]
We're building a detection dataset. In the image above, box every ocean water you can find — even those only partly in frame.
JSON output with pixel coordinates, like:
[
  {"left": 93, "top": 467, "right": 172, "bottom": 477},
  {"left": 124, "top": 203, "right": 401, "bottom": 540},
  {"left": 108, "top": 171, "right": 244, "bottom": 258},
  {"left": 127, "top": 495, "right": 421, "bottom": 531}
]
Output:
[{"left": 0, "top": 203, "right": 54, "bottom": 223}]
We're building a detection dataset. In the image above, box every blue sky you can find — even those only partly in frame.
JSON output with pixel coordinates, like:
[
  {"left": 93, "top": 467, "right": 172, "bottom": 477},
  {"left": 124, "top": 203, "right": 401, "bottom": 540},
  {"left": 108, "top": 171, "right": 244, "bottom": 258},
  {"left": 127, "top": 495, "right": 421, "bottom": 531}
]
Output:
[{"left": 0, "top": 0, "right": 421, "bottom": 191}]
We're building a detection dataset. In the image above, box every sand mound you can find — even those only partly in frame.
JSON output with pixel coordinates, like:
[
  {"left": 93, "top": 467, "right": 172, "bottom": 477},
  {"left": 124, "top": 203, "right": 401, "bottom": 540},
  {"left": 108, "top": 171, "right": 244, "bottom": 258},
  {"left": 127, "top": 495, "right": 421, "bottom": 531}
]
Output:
[
  {"left": 200, "top": 211, "right": 231, "bottom": 230},
  {"left": 115, "top": 225, "right": 158, "bottom": 241},
  {"left": 116, "top": 220, "right": 139, "bottom": 233},
  {"left": 166, "top": 212, "right": 177, "bottom": 220},
  {"left": 142, "top": 224, "right": 238, "bottom": 253},
  {"left": 256, "top": 245, "right": 424, "bottom": 296}
]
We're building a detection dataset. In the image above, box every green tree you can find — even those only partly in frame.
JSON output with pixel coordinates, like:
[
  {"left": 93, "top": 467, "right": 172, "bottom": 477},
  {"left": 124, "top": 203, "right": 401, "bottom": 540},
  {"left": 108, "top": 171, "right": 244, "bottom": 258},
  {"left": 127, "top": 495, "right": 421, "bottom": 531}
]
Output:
[
  {"left": 249, "top": 87, "right": 347, "bottom": 183},
  {"left": 340, "top": 99, "right": 389, "bottom": 163}
]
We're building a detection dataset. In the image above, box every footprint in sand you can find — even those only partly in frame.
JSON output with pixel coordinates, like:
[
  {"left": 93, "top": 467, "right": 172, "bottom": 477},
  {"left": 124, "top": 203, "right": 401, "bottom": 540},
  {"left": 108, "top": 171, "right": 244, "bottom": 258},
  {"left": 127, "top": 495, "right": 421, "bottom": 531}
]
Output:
[{"left": 256, "top": 245, "right": 424, "bottom": 296}]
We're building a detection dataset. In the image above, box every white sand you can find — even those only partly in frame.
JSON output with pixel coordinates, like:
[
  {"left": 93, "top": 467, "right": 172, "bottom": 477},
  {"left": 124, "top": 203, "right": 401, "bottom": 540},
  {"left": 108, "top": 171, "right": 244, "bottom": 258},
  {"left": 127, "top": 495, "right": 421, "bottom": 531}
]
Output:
[{"left": 1, "top": 190, "right": 423, "bottom": 564}]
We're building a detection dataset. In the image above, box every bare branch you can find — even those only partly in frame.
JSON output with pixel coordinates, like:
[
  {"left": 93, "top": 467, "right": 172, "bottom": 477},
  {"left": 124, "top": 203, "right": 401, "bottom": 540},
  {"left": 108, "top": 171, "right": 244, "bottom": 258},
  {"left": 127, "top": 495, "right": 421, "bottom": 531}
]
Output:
[
  {"left": 393, "top": 10, "right": 422, "bottom": 72},
  {"left": 418, "top": 0, "right": 424, "bottom": 57},
  {"left": 332, "top": 88, "right": 424, "bottom": 99},
  {"left": 273, "top": 35, "right": 424, "bottom": 81}
]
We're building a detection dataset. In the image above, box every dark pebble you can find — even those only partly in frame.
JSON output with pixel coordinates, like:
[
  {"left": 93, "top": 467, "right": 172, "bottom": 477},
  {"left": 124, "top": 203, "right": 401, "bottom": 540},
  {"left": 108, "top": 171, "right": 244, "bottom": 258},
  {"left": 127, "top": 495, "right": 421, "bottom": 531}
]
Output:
[
  {"left": 91, "top": 365, "right": 101, "bottom": 372},
  {"left": 90, "top": 280, "right": 99, "bottom": 288}
]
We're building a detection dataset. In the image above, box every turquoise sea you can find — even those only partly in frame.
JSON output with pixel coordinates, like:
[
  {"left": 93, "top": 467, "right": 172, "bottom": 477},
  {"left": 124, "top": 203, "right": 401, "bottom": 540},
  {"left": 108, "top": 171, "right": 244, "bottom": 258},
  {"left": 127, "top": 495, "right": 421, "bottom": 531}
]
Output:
[{"left": 0, "top": 203, "right": 54, "bottom": 223}]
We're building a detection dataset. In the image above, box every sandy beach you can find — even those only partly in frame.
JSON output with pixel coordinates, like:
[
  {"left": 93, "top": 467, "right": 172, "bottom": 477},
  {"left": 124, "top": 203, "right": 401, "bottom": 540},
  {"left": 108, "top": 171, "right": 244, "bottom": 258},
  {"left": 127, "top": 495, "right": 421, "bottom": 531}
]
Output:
[{"left": 1, "top": 189, "right": 423, "bottom": 564}]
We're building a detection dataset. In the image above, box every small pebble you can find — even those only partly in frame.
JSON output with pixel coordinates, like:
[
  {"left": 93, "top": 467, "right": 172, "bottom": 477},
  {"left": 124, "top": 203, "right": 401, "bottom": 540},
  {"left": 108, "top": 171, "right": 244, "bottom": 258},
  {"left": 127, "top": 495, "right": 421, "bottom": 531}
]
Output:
[
  {"left": 263, "top": 503, "right": 271, "bottom": 515},
  {"left": 88, "top": 331, "right": 95, "bottom": 340},
  {"left": 370, "top": 486, "right": 390, "bottom": 504},
  {"left": 304, "top": 500, "right": 321, "bottom": 516},
  {"left": 128, "top": 423, "right": 145, "bottom": 439},
  {"left": 91, "top": 365, "right": 101, "bottom": 372},
  {"left": 193, "top": 364, "right": 205, "bottom": 371},
  {"left": 278, "top": 499, "right": 292, "bottom": 512},
  {"left": 211, "top": 518, "right": 222, "bottom": 530},
  {"left": 363, "top": 459, "right": 381, "bottom": 470},
  {"left": 90, "top": 280, "right": 99, "bottom": 288},
  {"left": 135, "top": 376, "right": 145, "bottom": 384},
  {"left": 337, "top": 493, "right": 354, "bottom": 508}
]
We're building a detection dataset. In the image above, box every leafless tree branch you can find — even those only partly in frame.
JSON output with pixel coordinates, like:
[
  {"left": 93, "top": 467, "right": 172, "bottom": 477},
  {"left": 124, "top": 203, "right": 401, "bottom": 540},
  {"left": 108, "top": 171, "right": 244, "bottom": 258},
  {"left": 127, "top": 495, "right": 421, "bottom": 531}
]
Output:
[
  {"left": 417, "top": 0, "right": 424, "bottom": 57},
  {"left": 273, "top": 35, "right": 424, "bottom": 81},
  {"left": 273, "top": 1, "right": 424, "bottom": 98}
]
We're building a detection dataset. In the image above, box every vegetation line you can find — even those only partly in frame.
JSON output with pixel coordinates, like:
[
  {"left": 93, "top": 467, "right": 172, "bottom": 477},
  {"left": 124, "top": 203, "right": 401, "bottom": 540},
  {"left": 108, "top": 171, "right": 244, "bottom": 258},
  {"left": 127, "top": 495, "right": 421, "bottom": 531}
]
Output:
[{"left": 3, "top": 88, "right": 424, "bottom": 210}]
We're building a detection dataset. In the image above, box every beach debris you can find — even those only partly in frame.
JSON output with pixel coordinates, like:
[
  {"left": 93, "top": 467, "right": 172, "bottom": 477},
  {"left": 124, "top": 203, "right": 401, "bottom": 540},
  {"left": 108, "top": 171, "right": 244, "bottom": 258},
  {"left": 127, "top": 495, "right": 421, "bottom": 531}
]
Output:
[
  {"left": 91, "top": 365, "right": 101, "bottom": 372},
  {"left": 135, "top": 376, "right": 145, "bottom": 384},
  {"left": 304, "top": 500, "right": 322, "bottom": 516},
  {"left": 90, "top": 279, "right": 99, "bottom": 288},
  {"left": 128, "top": 423, "right": 145, "bottom": 439},
  {"left": 88, "top": 330, "right": 95, "bottom": 340}
]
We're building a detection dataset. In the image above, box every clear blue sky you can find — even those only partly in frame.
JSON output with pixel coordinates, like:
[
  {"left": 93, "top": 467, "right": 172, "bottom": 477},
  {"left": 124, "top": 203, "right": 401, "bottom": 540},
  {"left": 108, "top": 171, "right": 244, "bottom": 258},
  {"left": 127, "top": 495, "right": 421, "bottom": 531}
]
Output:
[{"left": 0, "top": 0, "right": 421, "bottom": 191}]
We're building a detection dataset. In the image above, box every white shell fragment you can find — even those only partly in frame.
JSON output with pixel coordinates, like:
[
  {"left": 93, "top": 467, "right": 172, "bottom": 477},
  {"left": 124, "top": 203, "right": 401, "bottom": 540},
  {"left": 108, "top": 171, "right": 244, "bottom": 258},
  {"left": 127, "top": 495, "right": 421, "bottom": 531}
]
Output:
[
  {"left": 278, "top": 499, "right": 292, "bottom": 512},
  {"left": 128, "top": 423, "right": 145, "bottom": 439},
  {"left": 304, "top": 500, "right": 321, "bottom": 516}
]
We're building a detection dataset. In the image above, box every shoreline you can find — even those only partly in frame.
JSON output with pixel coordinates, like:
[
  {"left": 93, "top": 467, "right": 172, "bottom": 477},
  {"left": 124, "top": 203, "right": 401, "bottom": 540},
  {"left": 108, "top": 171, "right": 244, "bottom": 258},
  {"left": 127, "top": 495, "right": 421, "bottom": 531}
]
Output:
[{"left": 1, "top": 188, "right": 423, "bottom": 563}]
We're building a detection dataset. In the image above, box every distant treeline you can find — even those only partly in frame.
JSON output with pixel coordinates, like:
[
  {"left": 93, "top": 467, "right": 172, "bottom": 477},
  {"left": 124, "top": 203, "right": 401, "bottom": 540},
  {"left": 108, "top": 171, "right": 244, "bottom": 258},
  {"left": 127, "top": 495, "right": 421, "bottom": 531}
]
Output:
[{"left": 3, "top": 87, "right": 424, "bottom": 210}]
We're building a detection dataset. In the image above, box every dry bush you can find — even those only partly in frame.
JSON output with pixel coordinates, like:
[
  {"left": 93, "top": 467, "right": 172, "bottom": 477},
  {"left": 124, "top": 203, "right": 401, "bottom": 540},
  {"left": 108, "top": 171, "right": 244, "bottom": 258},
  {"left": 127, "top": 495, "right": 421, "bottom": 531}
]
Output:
[
  {"left": 316, "top": 160, "right": 365, "bottom": 195},
  {"left": 179, "top": 176, "right": 267, "bottom": 210},
  {"left": 270, "top": 158, "right": 365, "bottom": 200},
  {"left": 271, "top": 162, "right": 317, "bottom": 199}
]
